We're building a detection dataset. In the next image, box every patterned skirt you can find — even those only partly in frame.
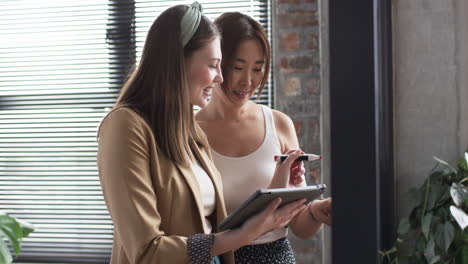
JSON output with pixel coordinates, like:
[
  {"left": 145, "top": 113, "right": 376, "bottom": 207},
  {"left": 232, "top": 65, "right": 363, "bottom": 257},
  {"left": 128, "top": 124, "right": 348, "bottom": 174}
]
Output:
[{"left": 234, "top": 237, "right": 296, "bottom": 264}]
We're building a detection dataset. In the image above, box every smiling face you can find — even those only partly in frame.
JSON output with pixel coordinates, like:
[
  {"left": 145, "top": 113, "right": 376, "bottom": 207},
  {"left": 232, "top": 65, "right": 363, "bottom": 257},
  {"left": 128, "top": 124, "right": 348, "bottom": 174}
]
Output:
[
  {"left": 185, "top": 37, "right": 223, "bottom": 108},
  {"left": 222, "top": 39, "right": 265, "bottom": 105}
]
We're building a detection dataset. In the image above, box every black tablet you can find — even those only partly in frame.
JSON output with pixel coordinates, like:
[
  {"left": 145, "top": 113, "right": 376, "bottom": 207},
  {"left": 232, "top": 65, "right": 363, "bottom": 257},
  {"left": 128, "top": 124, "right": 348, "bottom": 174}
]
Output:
[{"left": 218, "top": 184, "right": 326, "bottom": 231}]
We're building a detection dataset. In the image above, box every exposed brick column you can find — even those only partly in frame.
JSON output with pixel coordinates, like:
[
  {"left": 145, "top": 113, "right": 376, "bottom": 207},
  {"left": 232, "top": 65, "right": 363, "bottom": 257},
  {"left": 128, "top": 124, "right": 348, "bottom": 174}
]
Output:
[{"left": 272, "top": 0, "right": 322, "bottom": 263}]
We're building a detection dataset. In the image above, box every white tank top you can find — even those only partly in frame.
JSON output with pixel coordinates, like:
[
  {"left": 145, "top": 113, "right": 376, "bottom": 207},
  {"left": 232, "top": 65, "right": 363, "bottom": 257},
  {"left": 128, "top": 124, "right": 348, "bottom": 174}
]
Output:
[
  {"left": 211, "top": 105, "right": 287, "bottom": 244},
  {"left": 191, "top": 160, "right": 216, "bottom": 234}
]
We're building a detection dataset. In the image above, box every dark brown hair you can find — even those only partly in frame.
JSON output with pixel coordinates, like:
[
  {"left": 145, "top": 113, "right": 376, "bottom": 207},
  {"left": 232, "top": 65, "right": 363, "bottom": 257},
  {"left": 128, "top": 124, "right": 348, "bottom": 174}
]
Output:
[
  {"left": 116, "top": 5, "right": 220, "bottom": 165},
  {"left": 214, "top": 12, "right": 271, "bottom": 97}
]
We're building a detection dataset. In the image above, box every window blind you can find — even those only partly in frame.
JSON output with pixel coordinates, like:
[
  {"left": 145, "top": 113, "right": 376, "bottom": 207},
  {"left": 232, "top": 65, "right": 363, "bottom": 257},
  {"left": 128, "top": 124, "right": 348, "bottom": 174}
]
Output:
[
  {"left": 134, "top": 0, "right": 273, "bottom": 106},
  {"left": 0, "top": 0, "right": 115, "bottom": 262},
  {"left": 0, "top": 0, "right": 271, "bottom": 263}
]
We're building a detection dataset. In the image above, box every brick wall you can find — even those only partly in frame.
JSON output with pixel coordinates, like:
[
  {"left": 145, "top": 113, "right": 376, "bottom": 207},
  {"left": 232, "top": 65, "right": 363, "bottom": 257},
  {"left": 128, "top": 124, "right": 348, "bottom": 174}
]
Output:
[{"left": 272, "top": 0, "right": 322, "bottom": 263}]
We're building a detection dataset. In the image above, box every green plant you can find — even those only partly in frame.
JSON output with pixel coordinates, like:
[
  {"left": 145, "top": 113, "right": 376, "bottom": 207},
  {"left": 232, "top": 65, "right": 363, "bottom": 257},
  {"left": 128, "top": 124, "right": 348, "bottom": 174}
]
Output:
[
  {"left": 0, "top": 212, "right": 34, "bottom": 264},
  {"left": 381, "top": 153, "right": 468, "bottom": 264}
]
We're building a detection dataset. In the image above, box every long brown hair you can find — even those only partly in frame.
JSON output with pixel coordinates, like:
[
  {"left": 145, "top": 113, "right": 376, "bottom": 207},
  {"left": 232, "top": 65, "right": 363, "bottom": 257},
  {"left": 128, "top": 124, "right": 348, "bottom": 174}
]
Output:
[
  {"left": 116, "top": 5, "right": 219, "bottom": 165},
  {"left": 214, "top": 12, "right": 271, "bottom": 97}
]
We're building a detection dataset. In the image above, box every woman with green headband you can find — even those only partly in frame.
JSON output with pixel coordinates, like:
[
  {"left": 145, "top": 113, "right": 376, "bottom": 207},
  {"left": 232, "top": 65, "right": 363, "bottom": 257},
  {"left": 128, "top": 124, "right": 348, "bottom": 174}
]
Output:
[
  {"left": 196, "top": 12, "right": 332, "bottom": 263},
  {"left": 97, "top": 3, "right": 306, "bottom": 264}
]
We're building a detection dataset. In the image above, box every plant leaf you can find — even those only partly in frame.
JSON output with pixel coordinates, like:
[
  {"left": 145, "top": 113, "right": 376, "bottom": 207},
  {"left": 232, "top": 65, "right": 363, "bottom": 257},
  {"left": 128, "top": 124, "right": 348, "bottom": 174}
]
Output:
[
  {"left": 399, "top": 256, "right": 416, "bottom": 264},
  {"left": 435, "top": 221, "right": 456, "bottom": 252},
  {"left": 422, "top": 213, "right": 433, "bottom": 240},
  {"left": 458, "top": 153, "right": 468, "bottom": 175},
  {"left": 427, "top": 183, "right": 444, "bottom": 211},
  {"left": 429, "top": 255, "right": 441, "bottom": 264},
  {"left": 450, "top": 205, "right": 468, "bottom": 230},
  {"left": 0, "top": 214, "right": 22, "bottom": 255},
  {"left": 17, "top": 219, "right": 34, "bottom": 238},
  {"left": 433, "top": 156, "right": 458, "bottom": 174},
  {"left": 434, "top": 223, "right": 445, "bottom": 252},
  {"left": 0, "top": 237, "right": 13, "bottom": 264},
  {"left": 0, "top": 228, "right": 20, "bottom": 257},
  {"left": 439, "top": 187, "right": 452, "bottom": 203},
  {"left": 396, "top": 230, "right": 420, "bottom": 256},
  {"left": 443, "top": 221, "right": 455, "bottom": 252},
  {"left": 398, "top": 218, "right": 411, "bottom": 235},
  {"left": 407, "top": 187, "right": 423, "bottom": 212},
  {"left": 0, "top": 213, "right": 21, "bottom": 238},
  {"left": 415, "top": 233, "right": 426, "bottom": 252},
  {"left": 424, "top": 237, "right": 436, "bottom": 263},
  {"left": 456, "top": 244, "right": 468, "bottom": 264},
  {"left": 450, "top": 183, "right": 468, "bottom": 207}
]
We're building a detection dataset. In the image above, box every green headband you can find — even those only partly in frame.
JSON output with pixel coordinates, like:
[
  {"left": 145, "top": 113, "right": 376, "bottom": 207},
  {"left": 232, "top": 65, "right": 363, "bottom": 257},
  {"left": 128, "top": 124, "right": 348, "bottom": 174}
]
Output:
[{"left": 180, "top": 2, "right": 203, "bottom": 47}]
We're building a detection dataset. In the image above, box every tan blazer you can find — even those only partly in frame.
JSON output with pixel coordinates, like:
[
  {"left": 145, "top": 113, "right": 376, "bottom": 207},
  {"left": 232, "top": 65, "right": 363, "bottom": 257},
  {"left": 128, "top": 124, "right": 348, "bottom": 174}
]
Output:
[{"left": 97, "top": 107, "right": 235, "bottom": 264}]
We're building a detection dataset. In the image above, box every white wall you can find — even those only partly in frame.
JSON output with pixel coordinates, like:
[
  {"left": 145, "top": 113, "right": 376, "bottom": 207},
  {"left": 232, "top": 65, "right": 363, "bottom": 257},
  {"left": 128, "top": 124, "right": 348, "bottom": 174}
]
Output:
[{"left": 393, "top": 0, "right": 468, "bottom": 218}]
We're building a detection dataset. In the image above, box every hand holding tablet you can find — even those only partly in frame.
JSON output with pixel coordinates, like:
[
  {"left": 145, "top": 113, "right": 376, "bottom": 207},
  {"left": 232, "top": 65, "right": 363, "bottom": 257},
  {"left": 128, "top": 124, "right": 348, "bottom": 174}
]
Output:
[{"left": 218, "top": 184, "right": 327, "bottom": 230}]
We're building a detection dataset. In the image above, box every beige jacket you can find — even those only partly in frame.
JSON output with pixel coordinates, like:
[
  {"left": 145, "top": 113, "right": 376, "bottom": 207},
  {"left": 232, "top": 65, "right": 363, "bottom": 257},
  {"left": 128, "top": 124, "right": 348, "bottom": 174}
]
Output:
[{"left": 97, "top": 107, "right": 235, "bottom": 264}]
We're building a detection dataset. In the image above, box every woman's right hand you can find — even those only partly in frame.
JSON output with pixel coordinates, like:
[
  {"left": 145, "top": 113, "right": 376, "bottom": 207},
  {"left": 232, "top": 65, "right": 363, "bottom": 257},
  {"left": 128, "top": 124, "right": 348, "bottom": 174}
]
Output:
[
  {"left": 269, "top": 150, "right": 302, "bottom": 189},
  {"left": 239, "top": 197, "right": 307, "bottom": 242}
]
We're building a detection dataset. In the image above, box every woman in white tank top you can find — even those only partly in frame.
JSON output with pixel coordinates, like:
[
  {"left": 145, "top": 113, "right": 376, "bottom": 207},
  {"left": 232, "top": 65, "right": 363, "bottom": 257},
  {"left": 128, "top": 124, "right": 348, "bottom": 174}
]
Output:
[{"left": 196, "top": 12, "right": 332, "bottom": 263}]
